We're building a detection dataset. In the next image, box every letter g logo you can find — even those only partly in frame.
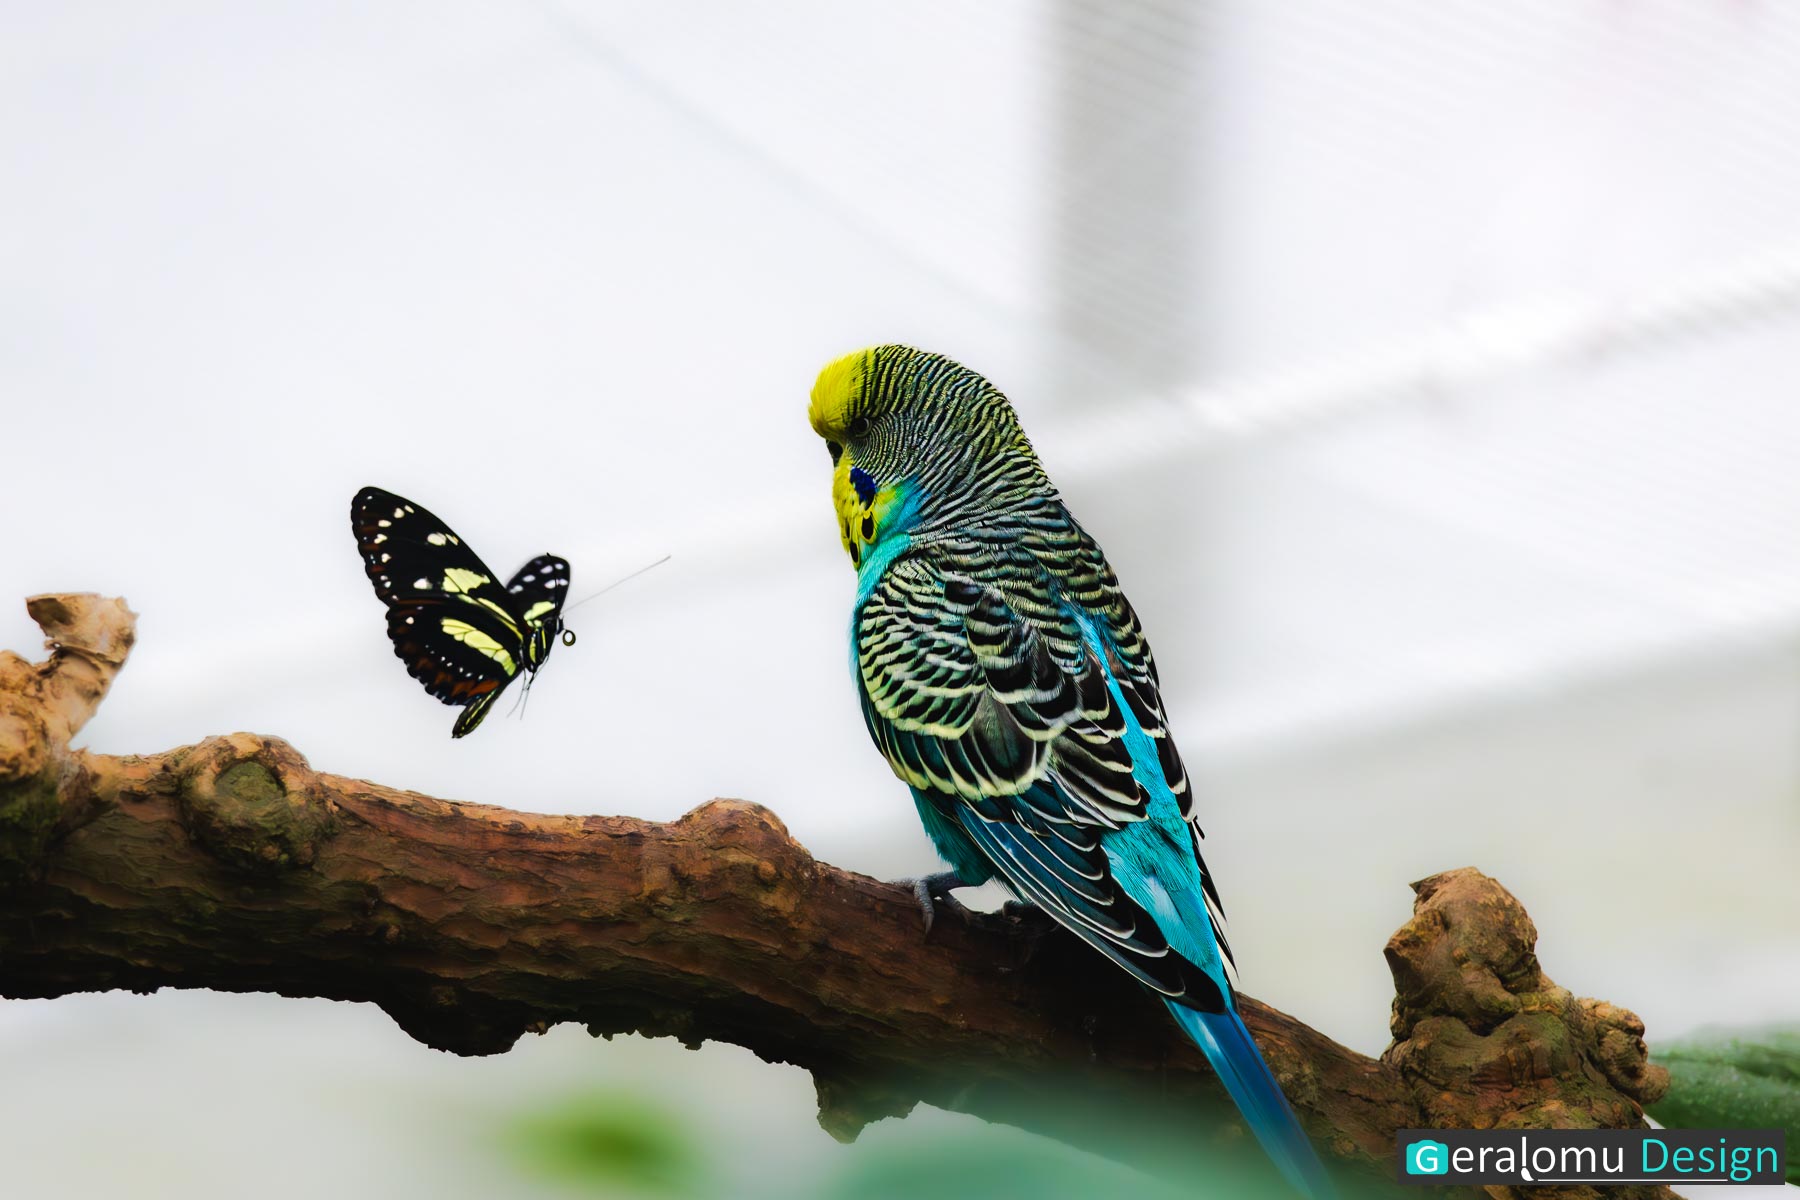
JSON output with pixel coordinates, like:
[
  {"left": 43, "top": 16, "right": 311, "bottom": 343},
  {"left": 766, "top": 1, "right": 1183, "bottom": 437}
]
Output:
[{"left": 1406, "top": 1139, "right": 1449, "bottom": 1175}]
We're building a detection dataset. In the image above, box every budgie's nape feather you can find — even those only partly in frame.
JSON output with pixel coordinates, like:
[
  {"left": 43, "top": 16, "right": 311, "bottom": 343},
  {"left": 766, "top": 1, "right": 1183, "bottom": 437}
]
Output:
[{"left": 814, "top": 345, "right": 1337, "bottom": 1199}]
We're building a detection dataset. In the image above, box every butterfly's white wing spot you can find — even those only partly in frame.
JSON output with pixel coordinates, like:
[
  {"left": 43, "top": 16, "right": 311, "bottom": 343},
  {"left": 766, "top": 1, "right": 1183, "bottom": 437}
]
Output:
[
  {"left": 377, "top": 519, "right": 392, "bottom": 528},
  {"left": 413, "top": 578, "right": 430, "bottom": 589},
  {"left": 426, "top": 532, "right": 448, "bottom": 547},
  {"left": 393, "top": 507, "right": 405, "bottom": 519}
]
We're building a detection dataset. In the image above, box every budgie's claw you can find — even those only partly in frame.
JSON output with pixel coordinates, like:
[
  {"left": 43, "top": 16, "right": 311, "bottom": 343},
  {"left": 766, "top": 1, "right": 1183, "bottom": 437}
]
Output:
[
  {"left": 902, "top": 870, "right": 971, "bottom": 935},
  {"left": 999, "top": 898, "right": 1045, "bottom": 924}
]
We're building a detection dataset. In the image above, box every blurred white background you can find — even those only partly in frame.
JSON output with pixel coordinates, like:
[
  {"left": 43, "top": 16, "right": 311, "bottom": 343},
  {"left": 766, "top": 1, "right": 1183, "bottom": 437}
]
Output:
[{"left": 3, "top": 1, "right": 1798, "bottom": 1196}]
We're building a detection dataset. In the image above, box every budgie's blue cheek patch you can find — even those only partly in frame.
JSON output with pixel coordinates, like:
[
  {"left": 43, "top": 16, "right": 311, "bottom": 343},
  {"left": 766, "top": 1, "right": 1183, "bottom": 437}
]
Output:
[
  {"left": 849, "top": 469, "right": 880, "bottom": 542},
  {"left": 836, "top": 464, "right": 883, "bottom": 562},
  {"left": 850, "top": 466, "right": 876, "bottom": 504}
]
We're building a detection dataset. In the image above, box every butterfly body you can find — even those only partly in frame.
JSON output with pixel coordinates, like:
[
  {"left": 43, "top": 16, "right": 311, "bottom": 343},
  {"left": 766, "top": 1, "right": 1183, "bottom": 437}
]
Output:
[{"left": 351, "top": 486, "right": 572, "bottom": 737}]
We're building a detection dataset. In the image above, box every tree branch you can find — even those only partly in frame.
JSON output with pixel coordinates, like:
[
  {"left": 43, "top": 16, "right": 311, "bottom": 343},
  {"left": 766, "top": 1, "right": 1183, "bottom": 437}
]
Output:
[{"left": 0, "top": 595, "right": 1673, "bottom": 1197}]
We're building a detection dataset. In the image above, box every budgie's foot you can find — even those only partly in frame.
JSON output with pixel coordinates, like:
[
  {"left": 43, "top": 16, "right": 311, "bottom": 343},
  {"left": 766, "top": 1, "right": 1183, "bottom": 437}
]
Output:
[
  {"left": 999, "top": 898, "right": 1045, "bottom": 924},
  {"left": 900, "top": 870, "right": 973, "bottom": 935}
]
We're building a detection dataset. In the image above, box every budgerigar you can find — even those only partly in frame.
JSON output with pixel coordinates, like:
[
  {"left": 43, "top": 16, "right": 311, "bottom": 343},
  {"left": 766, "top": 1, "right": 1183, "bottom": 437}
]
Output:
[{"left": 809, "top": 345, "right": 1336, "bottom": 1199}]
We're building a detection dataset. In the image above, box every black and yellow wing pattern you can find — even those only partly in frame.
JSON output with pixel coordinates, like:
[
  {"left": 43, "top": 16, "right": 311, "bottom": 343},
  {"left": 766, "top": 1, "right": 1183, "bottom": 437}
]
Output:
[{"left": 351, "top": 486, "right": 573, "bottom": 738}]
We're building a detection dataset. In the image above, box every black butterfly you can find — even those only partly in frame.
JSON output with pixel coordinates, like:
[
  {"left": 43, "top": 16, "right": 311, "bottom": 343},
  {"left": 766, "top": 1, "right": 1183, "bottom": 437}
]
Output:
[{"left": 351, "top": 486, "right": 574, "bottom": 738}]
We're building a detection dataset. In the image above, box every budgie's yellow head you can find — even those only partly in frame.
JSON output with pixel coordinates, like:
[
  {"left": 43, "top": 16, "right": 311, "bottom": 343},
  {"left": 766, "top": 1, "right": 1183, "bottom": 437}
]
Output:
[{"left": 809, "top": 345, "right": 1052, "bottom": 568}]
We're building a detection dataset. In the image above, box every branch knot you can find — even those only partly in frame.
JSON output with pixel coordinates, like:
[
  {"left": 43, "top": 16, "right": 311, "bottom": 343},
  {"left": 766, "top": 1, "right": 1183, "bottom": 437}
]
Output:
[
  {"left": 174, "top": 734, "right": 339, "bottom": 874},
  {"left": 1382, "top": 868, "right": 1669, "bottom": 1155}
]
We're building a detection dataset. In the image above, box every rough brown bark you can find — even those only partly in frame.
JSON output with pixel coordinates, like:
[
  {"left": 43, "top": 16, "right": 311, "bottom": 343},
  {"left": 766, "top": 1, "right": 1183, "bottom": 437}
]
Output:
[{"left": 0, "top": 595, "right": 1672, "bottom": 1197}]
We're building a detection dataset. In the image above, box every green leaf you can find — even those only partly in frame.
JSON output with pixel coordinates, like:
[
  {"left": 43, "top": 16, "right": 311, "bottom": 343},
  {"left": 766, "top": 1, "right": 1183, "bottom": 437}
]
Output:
[
  {"left": 1649, "top": 1025, "right": 1800, "bottom": 1185},
  {"left": 500, "top": 1088, "right": 705, "bottom": 1197},
  {"left": 818, "top": 1127, "right": 1291, "bottom": 1200}
]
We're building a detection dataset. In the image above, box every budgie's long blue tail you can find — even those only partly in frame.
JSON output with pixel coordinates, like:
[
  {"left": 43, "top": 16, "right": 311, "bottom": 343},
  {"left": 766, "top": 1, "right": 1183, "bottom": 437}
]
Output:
[{"left": 1166, "top": 1000, "right": 1338, "bottom": 1200}]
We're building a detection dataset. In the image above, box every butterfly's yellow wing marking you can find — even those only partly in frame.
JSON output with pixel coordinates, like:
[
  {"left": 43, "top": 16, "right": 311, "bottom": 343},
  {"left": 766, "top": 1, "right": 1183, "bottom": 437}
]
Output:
[
  {"left": 440, "top": 567, "right": 523, "bottom": 634},
  {"left": 519, "top": 599, "right": 558, "bottom": 625},
  {"left": 440, "top": 618, "right": 518, "bottom": 674}
]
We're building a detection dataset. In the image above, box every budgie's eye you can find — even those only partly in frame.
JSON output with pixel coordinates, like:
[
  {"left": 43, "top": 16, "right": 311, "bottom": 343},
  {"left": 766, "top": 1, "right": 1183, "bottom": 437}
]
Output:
[
  {"left": 825, "top": 440, "right": 843, "bottom": 465},
  {"left": 848, "top": 416, "right": 870, "bottom": 438}
]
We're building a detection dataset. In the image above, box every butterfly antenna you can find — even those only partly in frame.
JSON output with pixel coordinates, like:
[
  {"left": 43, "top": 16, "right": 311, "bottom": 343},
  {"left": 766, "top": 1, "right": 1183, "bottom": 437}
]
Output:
[{"left": 568, "top": 554, "right": 671, "bottom": 610}]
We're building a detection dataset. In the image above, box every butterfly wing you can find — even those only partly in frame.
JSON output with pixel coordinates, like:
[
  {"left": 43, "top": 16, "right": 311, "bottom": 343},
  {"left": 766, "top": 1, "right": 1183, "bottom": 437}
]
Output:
[
  {"left": 504, "top": 555, "right": 573, "bottom": 671},
  {"left": 351, "top": 486, "right": 532, "bottom": 736},
  {"left": 451, "top": 689, "right": 506, "bottom": 739}
]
